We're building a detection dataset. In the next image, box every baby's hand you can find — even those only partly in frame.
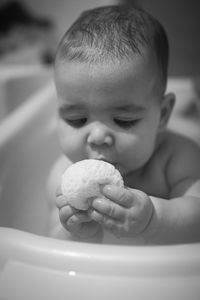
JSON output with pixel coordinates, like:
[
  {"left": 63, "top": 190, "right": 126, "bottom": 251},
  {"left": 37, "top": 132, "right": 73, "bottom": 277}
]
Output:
[
  {"left": 56, "top": 186, "right": 101, "bottom": 240},
  {"left": 89, "top": 185, "right": 154, "bottom": 238}
]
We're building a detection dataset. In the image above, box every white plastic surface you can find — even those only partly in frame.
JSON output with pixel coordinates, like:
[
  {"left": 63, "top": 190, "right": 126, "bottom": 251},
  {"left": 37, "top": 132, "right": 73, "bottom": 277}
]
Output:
[
  {"left": 0, "top": 65, "right": 52, "bottom": 122},
  {"left": 0, "top": 78, "right": 200, "bottom": 300}
]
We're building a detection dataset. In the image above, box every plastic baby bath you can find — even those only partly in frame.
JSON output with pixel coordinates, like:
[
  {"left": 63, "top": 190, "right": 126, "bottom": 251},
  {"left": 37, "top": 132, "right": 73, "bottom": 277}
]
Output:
[{"left": 0, "top": 78, "right": 200, "bottom": 300}]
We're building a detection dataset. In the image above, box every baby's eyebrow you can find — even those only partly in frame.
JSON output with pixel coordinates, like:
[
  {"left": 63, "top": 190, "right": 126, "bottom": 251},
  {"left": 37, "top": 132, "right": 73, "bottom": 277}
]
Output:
[
  {"left": 58, "top": 103, "right": 146, "bottom": 116},
  {"left": 114, "top": 104, "right": 146, "bottom": 113},
  {"left": 58, "top": 104, "right": 85, "bottom": 115}
]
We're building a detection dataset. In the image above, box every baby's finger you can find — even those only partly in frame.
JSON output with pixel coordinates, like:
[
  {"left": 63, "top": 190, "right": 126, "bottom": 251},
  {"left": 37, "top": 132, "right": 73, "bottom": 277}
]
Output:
[
  {"left": 56, "top": 185, "right": 62, "bottom": 197},
  {"left": 59, "top": 205, "right": 79, "bottom": 223},
  {"left": 56, "top": 185, "right": 68, "bottom": 209},
  {"left": 90, "top": 210, "right": 123, "bottom": 236},
  {"left": 92, "top": 198, "right": 125, "bottom": 220},
  {"left": 56, "top": 194, "right": 68, "bottom": 208},
  {"left": 102, "top": 185, "right": 133, "bottom": 208},
  {"left": 66, "top": 213, "right": 92, "bottom": 234}
]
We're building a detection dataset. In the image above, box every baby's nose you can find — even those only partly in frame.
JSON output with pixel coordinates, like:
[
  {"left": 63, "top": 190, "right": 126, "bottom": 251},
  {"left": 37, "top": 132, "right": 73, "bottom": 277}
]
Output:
[{"left": 87, "top": 123, "right": 114, "bottom": 146}]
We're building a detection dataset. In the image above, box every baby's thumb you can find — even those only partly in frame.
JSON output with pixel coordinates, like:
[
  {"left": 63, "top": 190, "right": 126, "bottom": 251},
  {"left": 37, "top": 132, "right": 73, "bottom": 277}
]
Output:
[{"left": 56, "top": 185, "right": 68, "bottom": 208}]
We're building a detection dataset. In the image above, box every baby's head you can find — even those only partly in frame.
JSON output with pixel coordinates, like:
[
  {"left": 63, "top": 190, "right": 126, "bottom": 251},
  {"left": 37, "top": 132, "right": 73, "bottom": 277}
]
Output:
[
  {"left": 55, "top": 5, "right": 169, "bottom": 93},
  {"left": 54, "top": 5, "right": 175, "bottom": 178}
]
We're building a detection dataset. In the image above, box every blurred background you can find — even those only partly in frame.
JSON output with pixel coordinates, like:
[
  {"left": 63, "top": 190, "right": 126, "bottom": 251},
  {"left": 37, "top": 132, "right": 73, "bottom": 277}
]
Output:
[
  {"left": 0, "top": 0, "right": 200, "bottom": 76},
  {"left": 0, "top": 0, "right": 200, "bottom": 247}
]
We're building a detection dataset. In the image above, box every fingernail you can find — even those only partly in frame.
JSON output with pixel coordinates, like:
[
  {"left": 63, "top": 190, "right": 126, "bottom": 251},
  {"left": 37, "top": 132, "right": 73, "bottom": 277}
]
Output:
[
  {"left": 92, "top": 198, "right": 103, "bottom": 209},
  {"left": 92, "top": 198, "right": 101, "bottom": 205},
  {"left": 102, "top": 185, "right": 112, "bottom": 193}
]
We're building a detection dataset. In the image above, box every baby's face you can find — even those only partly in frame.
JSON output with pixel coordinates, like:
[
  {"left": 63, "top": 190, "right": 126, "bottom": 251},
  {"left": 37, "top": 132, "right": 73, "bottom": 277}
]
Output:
[{"left": 55, "top": 55, "right": 163, "bottom": 176}]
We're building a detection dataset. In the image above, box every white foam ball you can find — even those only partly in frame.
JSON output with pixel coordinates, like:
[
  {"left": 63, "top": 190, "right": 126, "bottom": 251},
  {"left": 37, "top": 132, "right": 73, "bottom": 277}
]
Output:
[{"left": 61, "top": 159, "right": 124, "bottom": 210}]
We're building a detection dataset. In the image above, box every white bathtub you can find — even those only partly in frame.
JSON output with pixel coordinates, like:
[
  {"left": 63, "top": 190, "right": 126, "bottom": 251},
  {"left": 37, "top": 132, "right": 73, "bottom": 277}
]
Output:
[
  {"left": 0, "top": 78, "right": 200, "bottom": 300},
  {"left": 0, "top": 65, "right": 52, "bottom": 123}
]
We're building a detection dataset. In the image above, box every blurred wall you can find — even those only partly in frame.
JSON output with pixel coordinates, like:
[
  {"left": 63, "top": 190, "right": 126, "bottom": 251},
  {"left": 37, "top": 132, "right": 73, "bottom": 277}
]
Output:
[
  {"left": 14, "top": 0, "right": 117, "bottom": 43},
  {"left": 1, "top": 0, "right": 199, "bottom": 75},
  {"left": 0, "top": 0, "right": 117, "bottom": 64},
  {"left": 123, "top": 0, "right": 200, "bottom": 76}
]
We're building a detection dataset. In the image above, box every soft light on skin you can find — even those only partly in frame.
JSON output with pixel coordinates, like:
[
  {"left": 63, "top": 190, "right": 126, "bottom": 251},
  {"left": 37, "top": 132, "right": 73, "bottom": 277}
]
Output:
[{"left": 54, "top": 54, "right": 175, "bottom": 182}]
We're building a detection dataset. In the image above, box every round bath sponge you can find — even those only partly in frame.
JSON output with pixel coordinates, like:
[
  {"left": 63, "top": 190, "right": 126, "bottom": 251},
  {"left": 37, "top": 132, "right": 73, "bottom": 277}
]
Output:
[{"left": 61, "top": 159, "right": 124, "bottom": 210}]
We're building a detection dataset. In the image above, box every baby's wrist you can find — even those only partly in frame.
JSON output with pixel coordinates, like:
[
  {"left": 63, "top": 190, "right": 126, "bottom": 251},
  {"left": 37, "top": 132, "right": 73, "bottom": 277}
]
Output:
[{"left": 139, "top": 197, "right": 155, "bottom": 242}]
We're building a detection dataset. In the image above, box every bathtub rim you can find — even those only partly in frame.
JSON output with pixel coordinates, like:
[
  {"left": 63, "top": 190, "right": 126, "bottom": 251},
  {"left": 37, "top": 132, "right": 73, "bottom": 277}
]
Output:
[{"left": 1, "top": 227, "right": 200, "bottom": 278}]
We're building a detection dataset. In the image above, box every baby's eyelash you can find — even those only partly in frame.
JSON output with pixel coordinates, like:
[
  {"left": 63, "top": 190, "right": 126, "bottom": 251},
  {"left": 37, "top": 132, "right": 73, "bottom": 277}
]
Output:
[
  {"left": 114, "top": 118, "right": 140, "bottom": 129},
  {"left": 65, "top": 118, "right": 87, "bottom": 128},
  {"left": 62, "top": 116, "right": 140, "bottom": 129}
]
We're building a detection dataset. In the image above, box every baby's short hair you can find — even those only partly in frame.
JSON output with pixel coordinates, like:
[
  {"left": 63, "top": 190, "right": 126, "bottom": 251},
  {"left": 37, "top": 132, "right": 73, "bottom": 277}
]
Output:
[{"left": 56, "top": 5, "right": 169, "bottom": 89}]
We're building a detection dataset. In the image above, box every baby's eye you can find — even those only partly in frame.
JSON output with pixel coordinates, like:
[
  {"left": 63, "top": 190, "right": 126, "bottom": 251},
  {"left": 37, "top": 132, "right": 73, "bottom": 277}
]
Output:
[
  {"left": 114, "top": 118, "right": 140, "bottom": 129},
  {"left": 65, "top": 118, "right": 87, "bottom": 128}
]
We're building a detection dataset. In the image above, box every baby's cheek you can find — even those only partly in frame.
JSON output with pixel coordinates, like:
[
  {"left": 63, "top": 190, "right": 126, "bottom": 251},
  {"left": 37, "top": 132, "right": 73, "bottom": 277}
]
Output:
[
  {"left": 61, "top": 140, "right": 83, "bottom": 161},
  {"left": 59, "top": 128, "right": 83, "bottom": 160}
]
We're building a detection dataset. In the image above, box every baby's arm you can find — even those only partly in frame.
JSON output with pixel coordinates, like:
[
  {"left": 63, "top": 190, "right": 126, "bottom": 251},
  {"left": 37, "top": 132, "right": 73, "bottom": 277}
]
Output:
[
  {"left": 145, "top": 180, "right": 200, "bottom": 244},
  {"left": 143, "top": 139, "right": 200, "bottom": 244},
  {"left": 90, "top": 138, "right": 200, "bottom": 244}
]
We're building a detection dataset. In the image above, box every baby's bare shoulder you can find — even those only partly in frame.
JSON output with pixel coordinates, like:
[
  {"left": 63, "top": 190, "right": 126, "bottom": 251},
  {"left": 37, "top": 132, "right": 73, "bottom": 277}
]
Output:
[
  {"left": 161, "top": 130, "right": 200, "bottom": 195},
  {"left": 162, "top": 130, "right": 200, "bottom": 154},
  {"left": 154, "top": 130, "right": 200, "bottom": 167}
]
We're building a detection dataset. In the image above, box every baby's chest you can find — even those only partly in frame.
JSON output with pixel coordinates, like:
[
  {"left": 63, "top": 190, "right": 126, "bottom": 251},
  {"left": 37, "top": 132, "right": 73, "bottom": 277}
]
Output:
[
  {"left": 126, "top": 161, "right": 170, "bottom": 199},
  {"left": 139, "top": 172, "right": 169, "bottom": 198}
]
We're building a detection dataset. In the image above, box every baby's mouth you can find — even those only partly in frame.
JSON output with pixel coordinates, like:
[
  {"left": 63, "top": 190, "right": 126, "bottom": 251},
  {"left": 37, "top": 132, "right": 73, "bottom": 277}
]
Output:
[
  {"left": 95, "top": 157, "right": 118, "bottom": 168},
  {"left": 98, "top": 158, "right": 109, "bottom": 163},
  {"left": 95, "top": 157, "right": 111, "bottom": 164}
]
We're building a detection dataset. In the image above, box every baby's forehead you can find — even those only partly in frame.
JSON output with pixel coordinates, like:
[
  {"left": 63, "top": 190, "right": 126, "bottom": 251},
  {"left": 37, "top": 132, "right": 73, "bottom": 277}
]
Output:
[
  {"left": 56, "top": 52, "right": 157, "bottom": 79},
  {"left": 55, "top": 54, "right": 160, "bottom": 99}
]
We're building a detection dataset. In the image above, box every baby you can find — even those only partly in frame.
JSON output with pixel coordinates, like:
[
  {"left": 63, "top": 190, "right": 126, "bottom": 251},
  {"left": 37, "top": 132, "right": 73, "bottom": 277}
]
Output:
[{"left": 49, "top": 5, "right": 200, "bottom": 244}]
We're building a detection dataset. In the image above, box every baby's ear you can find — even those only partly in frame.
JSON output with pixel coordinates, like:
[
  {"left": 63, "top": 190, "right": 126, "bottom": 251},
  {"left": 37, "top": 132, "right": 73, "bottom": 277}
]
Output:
[{"left": 159, "top": 92, "right": 175, "bottom": 131}]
